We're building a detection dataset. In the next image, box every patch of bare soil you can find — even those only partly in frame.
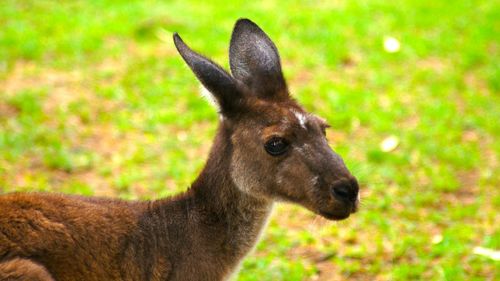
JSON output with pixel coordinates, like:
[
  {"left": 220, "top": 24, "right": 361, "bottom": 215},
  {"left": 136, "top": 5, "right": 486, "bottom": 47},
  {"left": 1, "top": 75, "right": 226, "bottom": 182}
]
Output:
[
  {"left": 416, "top": 57, "right": 449, "bottom": 73},
  {"left": 0, "top": 102, "right": 18, "bottom": 118}
]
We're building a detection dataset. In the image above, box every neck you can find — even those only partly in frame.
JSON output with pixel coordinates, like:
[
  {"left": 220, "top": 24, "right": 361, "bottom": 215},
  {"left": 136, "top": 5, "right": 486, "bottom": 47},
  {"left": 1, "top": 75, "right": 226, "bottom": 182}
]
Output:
[
  {"left": 147, "top": 125, "right": 273, "bottom": 279},
  {"left": 191, "top": 124, "right": 274, "bottom": 254},
  {"left": 193, "top": 125, "right": 272, "bottom": 212}
]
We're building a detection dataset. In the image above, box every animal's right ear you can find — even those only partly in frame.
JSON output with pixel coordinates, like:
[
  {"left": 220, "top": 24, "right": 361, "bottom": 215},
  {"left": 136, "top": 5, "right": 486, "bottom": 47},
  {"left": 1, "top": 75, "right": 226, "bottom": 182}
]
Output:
[
  {"left": 173, "top": 33, "right": 242, "bottom": 114},
  {"left": 229, "top": 19, "right": 288, "bottom": 100}
]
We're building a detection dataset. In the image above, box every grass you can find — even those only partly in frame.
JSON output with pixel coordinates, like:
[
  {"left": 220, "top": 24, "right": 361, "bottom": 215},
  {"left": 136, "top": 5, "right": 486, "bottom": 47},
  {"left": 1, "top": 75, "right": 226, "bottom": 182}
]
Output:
[{"left": 1, "top": 0, "right": 499, "bottom": 280}]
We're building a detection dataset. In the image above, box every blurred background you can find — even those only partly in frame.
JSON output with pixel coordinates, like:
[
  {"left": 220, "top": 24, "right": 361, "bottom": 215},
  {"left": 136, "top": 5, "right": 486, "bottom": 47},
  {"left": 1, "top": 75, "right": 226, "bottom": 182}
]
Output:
[{"left": 0, "top": 0, "right": 498, "bottom": 280}]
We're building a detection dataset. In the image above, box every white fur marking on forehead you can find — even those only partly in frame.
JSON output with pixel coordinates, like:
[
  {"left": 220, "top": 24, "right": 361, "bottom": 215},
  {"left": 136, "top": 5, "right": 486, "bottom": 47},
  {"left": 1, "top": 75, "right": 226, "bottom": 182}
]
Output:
[
  {"left": 292, "top": 110, "right": 308, "bottom": 129},
  {"left": 199, "top": 85, "right": 220, "bottom": 110}
]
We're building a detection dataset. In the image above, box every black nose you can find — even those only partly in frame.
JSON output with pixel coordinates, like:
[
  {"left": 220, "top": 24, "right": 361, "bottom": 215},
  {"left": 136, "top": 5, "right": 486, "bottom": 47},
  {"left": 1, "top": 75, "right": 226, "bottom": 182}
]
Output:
[{"left": 331, "top": 177, "right": 359, "bottom": 202}]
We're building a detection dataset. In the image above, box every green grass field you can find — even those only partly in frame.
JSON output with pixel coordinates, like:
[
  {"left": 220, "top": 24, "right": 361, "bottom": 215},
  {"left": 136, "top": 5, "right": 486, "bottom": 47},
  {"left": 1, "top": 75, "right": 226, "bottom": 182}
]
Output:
[{"left": 1, "top": 0, "right": 499, "bottom": 280}]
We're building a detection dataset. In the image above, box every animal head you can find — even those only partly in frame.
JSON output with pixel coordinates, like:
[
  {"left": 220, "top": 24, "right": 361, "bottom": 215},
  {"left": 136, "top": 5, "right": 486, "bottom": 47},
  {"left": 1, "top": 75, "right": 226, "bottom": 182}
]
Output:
[{"left": 174, "top": 19, "right": 359, "bottom": 220}]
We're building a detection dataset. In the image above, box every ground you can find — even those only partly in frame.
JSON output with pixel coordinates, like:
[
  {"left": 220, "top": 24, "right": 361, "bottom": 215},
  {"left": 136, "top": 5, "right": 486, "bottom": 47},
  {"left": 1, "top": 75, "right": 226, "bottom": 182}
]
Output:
[{"left": 1, "top": 1, "right": 499, "bottom": 280}]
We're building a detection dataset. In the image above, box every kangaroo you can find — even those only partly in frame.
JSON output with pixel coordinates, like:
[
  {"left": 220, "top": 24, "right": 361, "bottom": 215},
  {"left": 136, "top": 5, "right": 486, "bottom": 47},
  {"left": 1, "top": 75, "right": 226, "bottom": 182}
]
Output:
[{"left": 0, "top": 19, "right": 359, "bottom": 281}]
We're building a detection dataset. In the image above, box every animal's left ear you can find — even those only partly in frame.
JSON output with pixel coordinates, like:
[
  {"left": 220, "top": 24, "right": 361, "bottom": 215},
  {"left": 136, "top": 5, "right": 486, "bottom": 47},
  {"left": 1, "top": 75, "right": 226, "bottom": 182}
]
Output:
[{"left": 229, "top": 19, "right": 288, "bottom": 100}]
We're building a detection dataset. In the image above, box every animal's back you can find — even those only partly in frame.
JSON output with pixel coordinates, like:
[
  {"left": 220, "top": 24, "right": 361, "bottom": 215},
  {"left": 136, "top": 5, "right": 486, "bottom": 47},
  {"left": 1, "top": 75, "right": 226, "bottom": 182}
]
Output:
[{"left": 0, "top": 193, "right": 153, "bottom": 280}]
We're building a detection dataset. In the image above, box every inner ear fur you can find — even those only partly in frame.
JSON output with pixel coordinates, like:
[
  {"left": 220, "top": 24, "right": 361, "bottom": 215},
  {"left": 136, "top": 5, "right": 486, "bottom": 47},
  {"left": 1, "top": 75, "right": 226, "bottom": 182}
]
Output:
[{"left": 229, "top": 19, "right": 288, "bottom": 100}]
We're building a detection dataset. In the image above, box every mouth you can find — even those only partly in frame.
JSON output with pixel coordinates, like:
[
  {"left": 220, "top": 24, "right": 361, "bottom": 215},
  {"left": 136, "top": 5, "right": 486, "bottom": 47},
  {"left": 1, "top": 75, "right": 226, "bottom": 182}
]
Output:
[
  {"left": 319, "top": 210, "right": 350, "bottom": 220},
  {"left": 319, "top": 199, "right": 359, "bottom": 221}
]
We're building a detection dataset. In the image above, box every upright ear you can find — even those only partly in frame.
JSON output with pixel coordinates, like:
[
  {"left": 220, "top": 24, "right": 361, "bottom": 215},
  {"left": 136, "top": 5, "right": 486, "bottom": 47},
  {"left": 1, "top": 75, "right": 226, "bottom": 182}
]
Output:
[
  {"left": 173, "top": 33, "right": 242, "bottom": 114},
  {"left": 229, "top": 19, "right": 288, "bottom": 99}
]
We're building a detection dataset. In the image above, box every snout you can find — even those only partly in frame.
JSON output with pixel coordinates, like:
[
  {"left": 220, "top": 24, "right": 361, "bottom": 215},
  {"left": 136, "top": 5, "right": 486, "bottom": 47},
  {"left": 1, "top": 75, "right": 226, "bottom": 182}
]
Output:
[{"left": 331, "top": 177, "right": 359, "bottom": 211}]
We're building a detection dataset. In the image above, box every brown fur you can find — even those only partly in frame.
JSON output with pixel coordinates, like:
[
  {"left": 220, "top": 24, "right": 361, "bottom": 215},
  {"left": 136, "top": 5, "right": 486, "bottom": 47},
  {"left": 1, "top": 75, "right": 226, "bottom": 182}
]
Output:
[
  {"left": 0, "top": 19, "right": 359, "bottom": 281},
  {"left": 0, "top": 258, "right": 54, "bottom": 281}
]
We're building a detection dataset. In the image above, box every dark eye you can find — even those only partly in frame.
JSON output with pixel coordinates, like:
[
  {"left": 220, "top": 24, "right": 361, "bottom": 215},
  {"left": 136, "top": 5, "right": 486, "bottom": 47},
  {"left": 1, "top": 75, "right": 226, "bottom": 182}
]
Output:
[{"left": 264, "top": 137, "right": 289, "bottom": 156}]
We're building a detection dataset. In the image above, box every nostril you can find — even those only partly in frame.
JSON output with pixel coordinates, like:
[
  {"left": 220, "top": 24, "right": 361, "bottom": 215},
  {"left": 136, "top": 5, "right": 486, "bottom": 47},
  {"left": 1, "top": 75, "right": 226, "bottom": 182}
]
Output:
[
  {"left": 332, "top": 186, "right": 350, "bottom": 200},
  {"left": 331, "top": 178, "right": 359, "bottom": 202}
]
